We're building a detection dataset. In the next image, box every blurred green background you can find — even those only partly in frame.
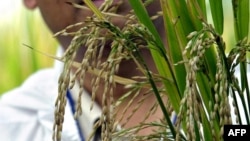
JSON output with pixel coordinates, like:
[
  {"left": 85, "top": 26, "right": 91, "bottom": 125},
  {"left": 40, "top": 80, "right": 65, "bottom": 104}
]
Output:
[{"left": 0, "top": 1, "right": 58, "bottom": 94}]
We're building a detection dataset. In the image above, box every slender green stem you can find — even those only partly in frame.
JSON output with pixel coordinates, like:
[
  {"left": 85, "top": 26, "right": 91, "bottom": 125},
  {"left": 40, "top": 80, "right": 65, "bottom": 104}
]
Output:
[
  {"left": 143, "top": 61, "right": 176, "bottom": 139},
  {"left": 130, "top": 41, "right": 177, "bottom": 139}
]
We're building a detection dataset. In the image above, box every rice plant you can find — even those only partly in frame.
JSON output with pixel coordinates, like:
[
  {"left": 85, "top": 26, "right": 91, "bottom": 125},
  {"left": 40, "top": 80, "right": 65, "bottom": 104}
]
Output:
[{"left": 52, "top": 0, "right": 250, "bottom": 140}]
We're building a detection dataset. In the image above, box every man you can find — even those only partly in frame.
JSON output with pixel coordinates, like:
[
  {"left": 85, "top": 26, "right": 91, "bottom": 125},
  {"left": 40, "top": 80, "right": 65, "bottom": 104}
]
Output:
[{"left": 0, "top": 0, "right": 166, "bottom": 140}]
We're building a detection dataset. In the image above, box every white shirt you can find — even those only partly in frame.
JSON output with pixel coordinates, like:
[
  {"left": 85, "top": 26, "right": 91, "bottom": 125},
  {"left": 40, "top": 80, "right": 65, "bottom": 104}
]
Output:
[{"left": 0, "top": 55, "right": 101, "bottom": 141}]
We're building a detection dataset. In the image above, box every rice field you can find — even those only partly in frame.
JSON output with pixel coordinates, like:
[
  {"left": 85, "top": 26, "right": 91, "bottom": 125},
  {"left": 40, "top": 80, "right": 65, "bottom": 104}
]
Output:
[{"left": 0, "top": 2, "right": 58, "bottom": 94}]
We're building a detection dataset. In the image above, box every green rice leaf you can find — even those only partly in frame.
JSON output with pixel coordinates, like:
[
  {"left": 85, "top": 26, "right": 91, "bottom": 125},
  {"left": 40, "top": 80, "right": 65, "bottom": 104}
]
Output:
[
  {"left": 83, "top": 0, "right": 104, "bottom": 19},
  {"left": 209, "top": 0, "right": 224, "bottom": 35},
  {"left": 232, "top": 0, "right": 249, "bottom": 40}
]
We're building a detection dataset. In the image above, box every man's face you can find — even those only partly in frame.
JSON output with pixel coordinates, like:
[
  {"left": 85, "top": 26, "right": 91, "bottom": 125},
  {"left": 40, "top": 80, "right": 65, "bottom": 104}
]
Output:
[
  {"left": 38, "top": 1, "right": 129, "bottom": 32},
  {"left": 24, "top": 0, "right": 131, "bottom": 48},
  {"left": 24, "top": 0, "right": 160, "bottom": 48}
]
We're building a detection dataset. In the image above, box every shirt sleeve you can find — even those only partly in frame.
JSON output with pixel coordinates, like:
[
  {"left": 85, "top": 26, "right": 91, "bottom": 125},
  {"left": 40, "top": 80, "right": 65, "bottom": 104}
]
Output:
[{"left": 0, "top": 68, "right": 80, "bottom": 141}]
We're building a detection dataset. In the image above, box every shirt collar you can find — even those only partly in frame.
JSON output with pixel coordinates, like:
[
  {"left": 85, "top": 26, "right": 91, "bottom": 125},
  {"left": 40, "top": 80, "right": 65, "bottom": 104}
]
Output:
[{"left": 54, "top": 47, "right": 102, "bottom": 140}]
